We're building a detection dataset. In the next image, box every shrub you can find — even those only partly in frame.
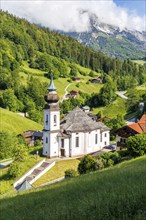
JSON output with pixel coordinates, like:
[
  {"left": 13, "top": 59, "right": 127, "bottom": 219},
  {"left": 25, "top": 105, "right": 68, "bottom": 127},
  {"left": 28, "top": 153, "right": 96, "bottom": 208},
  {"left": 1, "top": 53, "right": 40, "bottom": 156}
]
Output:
[
  {"left": 65, "top": 169, "right": 78, "bottom": 178},
  {"left": 78, "top": 155, "right": 97, "bottom": 174},
  {"left": 96, "top": 159, "right": 105, "bottom": 170},
  {"left": 89, "top": 71, "right": 95, "bottom": 77},
  {"left": 34, "top": 139, "right": 42, "bottom": 147},
  {"left": 8, "top": 161, "right": 22, "bottom": 178},
  {"left": 127, "top": 133, "right": 146, "bottom": 157},
  {"left": 14, "top": 145, "right": 28, "bottom": 162},
  {"left": 107, "top": 159, "right": 114, "bottom": 167},
  {"left": 76, "top": 83, "right": 80, "bottom": 88},
  {"left": 110, "top": 152, "right": 121, "bottom": 164}
]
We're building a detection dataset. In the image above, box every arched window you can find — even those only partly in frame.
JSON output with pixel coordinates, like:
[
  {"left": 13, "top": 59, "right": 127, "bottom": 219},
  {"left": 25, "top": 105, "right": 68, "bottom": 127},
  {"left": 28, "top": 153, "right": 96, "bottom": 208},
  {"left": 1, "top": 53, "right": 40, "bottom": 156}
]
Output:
[
  {"left": 54, "top": 115, "right": 57, "bottom": 126},
  {"left": 46, "top": 137, "right": 48, "bottom": 143}
]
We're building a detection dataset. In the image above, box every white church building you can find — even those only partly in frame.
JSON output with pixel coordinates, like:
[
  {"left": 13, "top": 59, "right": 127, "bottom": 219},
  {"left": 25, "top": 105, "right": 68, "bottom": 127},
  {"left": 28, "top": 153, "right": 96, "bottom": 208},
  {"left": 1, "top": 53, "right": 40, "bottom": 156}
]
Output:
[{"left": 43, "top": 76, "right": 110, "bottom": 158}]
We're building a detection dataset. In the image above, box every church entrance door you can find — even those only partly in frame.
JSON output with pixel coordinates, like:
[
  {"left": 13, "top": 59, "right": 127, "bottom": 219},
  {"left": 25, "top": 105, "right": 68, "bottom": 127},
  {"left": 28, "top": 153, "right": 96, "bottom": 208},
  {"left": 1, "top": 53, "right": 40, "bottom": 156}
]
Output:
[{"left": 61, "top": 149, "right": 65, "bottom": 157}]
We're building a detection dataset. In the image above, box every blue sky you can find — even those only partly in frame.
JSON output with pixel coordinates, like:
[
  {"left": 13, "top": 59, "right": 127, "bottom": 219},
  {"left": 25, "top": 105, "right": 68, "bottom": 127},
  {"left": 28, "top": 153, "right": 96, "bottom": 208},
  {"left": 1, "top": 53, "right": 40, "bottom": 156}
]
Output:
[{"left": 114, "top": 0, "right": 145, "bottom": 16}]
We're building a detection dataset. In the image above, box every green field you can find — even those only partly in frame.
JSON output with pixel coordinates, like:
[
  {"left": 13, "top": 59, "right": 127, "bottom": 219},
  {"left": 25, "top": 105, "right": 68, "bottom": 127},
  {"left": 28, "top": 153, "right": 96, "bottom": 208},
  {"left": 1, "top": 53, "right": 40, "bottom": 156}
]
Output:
[
  {"left": 0, "top": 156, "right": 146, "bottom": 220},
  {"left": 20, "top": 61, "right": 103, "bottom": 98},
  {"left": 0, "top": 108, "right": 42, "bottom": 134},
  {"left": 33, "top": 159, "right": 80, "bottom": 187},
  {"left": 92, "top": 97, "right": 127, "bottom": 118}
]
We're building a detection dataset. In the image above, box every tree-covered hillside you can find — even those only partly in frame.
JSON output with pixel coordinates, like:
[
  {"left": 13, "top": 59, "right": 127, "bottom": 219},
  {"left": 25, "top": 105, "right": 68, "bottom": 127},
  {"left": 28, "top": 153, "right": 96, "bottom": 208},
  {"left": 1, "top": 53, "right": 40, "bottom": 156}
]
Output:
[{"left": 0, "top": 11, "right": 146, "bottom": 123}]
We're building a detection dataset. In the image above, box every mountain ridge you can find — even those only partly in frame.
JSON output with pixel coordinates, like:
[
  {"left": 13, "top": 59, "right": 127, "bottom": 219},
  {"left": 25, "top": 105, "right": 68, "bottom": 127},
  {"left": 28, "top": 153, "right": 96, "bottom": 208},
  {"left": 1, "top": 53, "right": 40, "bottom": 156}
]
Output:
[{"left": 60, "top": 13, "right": 146, "bottom": 59}]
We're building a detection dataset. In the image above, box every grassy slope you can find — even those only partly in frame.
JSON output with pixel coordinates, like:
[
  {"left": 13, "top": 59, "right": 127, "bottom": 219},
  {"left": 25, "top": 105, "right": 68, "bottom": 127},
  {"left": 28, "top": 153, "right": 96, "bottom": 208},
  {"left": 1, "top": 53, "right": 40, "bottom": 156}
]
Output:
[
  {"left": 0, "top": 156, "right": 146, "bottom": 220},
  {"left": 0, "top": 148, "right": 43, "bottom": 195},
  {"left": 92, "top": 97, "right": 127, "bottom": 118},
  {"left": 20, "top": 61, "right": 103, "bottom": 98},
  {"left": 0, "top": 108, "right": 42, "bottom": 134},
  {"left": 33, "top": 159, "right": 80, "bottom": 187}
]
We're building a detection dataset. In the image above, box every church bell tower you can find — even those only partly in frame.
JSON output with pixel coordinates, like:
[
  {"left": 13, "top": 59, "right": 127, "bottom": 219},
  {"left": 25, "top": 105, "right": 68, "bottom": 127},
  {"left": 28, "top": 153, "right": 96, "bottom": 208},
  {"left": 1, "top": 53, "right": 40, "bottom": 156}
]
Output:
[{"left": 43, "top": 75, "right": 60, "bottom": 158}]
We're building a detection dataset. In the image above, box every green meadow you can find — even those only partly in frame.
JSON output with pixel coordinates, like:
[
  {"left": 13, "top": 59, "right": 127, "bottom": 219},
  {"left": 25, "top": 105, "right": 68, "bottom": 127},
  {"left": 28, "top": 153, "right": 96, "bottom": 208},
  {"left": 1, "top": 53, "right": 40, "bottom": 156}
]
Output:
[
  {"left": 0, "top": 156, "right": 146, "bottom": 220},
  {"left": 0, "top": 108, "right": 42, "bottom": 134}
]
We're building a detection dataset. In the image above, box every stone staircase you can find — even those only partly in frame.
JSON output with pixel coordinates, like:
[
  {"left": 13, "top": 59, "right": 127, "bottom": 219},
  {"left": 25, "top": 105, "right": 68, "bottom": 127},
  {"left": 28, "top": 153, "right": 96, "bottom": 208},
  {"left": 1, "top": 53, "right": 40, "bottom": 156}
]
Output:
[
  {"left": 25, "top": 161, "right": 50, "bottom": 182},
  {"left": 14, "top": 159, "right": 56, "bottom": 189}
]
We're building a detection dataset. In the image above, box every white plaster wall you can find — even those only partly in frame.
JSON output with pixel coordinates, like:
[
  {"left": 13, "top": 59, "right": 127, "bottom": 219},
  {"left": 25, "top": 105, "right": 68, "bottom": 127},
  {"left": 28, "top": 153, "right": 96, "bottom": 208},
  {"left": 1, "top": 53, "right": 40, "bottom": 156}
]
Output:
[
  {"left": 49, "top": 133, "right": 59, "bottom": 157},
  {"left": 63, "top": 139, "right": 70, "bottom": 157},
  {"left": 44, "top": 110, "right": 60, "bottom": 131},
  {"left": 71, "top": 132, "right": 85, "bottom": 156},
  {"left": 43, "top": 131, "right": 50, "bottom": 156},
  {"left": 100, "top": 131, "right": 110, "bottom": 148}
]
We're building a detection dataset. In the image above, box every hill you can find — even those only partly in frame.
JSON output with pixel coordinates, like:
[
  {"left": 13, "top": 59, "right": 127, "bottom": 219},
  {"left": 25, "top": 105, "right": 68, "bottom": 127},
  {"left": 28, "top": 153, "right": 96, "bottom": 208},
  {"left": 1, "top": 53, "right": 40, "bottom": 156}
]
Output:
[
  {"left": 0, "top": 11, "right": 145, "bottom": 123},
  {"left": 0, "top": 156, "right": 146, "bottom": 220},
  {"left": 0, "top": 108, "right": 42, "bottom": 134}
]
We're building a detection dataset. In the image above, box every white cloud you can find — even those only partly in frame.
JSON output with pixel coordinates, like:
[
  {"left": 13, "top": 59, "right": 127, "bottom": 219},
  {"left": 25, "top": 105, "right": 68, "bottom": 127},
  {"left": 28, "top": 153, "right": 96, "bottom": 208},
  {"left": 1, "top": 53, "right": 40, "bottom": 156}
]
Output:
[{"left": 1, "top": 0, "right": 145, "bottom": 32}]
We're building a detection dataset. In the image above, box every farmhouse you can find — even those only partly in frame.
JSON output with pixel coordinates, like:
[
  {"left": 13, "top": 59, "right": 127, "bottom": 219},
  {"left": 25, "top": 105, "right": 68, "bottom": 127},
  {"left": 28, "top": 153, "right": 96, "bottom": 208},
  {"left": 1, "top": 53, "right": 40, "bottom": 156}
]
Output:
[
  {"left": 43, "top": 76, "right": 110, "bottom": 158},
  {"left": 22, "top": 130, "right": 43, "bottom": 146},
  {"left": 116, "top": 114, "right": 146, "bottom": 148}
]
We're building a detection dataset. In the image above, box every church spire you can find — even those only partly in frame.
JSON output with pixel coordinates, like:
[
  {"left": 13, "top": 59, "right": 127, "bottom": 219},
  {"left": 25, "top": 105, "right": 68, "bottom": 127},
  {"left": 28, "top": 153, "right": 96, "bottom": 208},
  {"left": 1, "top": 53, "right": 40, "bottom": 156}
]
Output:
[{"left": 48, "top": 72, "right": 56, "bottom": 92}]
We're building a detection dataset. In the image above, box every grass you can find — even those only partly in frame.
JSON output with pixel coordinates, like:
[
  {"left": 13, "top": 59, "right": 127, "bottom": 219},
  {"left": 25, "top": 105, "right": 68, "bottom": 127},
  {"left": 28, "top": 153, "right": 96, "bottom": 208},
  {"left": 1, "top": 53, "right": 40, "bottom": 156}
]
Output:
[
  {"left": 0, "top": 155, "right": 146, "bottom": 220},
  {"left": 92, "top": 97, "right": 127, "bottom": 118},
  {"left": 19, "top": 62, "right": 103, "bottom": 98},
  {"left": 132, "top": 60, "right": 146, "bottom": 65},
  {"left": 0, "top": 108, "right": 42, "bottom": 134},
  {"left": 33, "top": 159, "right": 80, "bottom": 187},
  {"left": 0, "top": 147, "right": 43, "bottom": 195}
]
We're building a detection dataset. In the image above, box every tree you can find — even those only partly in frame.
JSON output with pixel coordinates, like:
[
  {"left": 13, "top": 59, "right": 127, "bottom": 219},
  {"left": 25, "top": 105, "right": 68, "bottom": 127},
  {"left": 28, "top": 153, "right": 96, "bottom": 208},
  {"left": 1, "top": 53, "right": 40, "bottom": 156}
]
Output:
[
  {"left": 78, "top": 155, "right": 97, "bottom": 174},
  {"left": 13, "top": 145, "right": 28, "bottom": 162},
  {"left": 127, "top": 134, "right": 146, "bottom": 157},
  {"left": 1, "top": 89, "right": 19, "bottom": 112},
  {"left": 0, "top": 131, "right": 18, "bottom": 159},
  {"left": 8, "top": 161, "right": 22, "bottom": 178},
  {"left": 99, "top": 76, "right": 117, "bottom": 106}
]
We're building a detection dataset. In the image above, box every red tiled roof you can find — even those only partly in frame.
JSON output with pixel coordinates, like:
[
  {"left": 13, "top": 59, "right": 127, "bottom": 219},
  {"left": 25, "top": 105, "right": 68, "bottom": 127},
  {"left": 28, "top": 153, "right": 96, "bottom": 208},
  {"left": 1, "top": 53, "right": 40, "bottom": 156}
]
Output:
[
  {"left": 138, "top": 114, "right": 146, "bottom": 132},
  {"left": 128, "top": 114, "right": 146, "bottom": 133},
  {"left": 139, "top": 114, "right": 146, "bottom": 123},
  {"left": 128, "top": 123, "right": 143, "bottom": 134}
]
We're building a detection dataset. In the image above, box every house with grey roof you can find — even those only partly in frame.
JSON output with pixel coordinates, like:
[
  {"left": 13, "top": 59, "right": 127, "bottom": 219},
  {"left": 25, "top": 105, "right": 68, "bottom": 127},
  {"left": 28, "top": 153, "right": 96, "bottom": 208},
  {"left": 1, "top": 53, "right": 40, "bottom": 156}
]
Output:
[{"left": 43, "top": 76, "right": 110, "bottom": 158}]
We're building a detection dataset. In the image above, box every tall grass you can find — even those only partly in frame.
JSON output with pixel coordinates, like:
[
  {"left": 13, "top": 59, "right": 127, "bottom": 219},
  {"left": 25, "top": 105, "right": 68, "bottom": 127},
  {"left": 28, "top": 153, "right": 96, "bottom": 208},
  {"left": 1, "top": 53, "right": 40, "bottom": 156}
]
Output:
[{"left": 0, "top": 156, "right": 146, "bottom": 220}]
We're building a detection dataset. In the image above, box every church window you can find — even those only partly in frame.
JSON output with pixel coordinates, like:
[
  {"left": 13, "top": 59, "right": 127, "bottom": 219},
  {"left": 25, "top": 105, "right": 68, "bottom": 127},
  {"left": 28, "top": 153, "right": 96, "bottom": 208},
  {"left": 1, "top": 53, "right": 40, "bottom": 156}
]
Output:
[
  {"left": 61, "top": 139, "right": 64, "bottom": 148},
  {"left": 95, "top": 134, "right": 98, "bottom": 144},
  {"left": 100, "top": 134, "right": 102, "bottom": 142},
  {"left": 46, "top": 137, "right": 48, "bottom": 143},
  {"left": 104, "top": 141, "right": 107, "bottom": 146},
  {"left": 46, "top": 115, "right": 48, "bottom": 125},
  {"left": 54, "top": 115, "right": 57, "bottom": 126},
  {"left": 76, "top": 137, "right": 79, "bottom": 147},
  {"left": 105, "top": 133, "right": 107, "bottom": 137}
]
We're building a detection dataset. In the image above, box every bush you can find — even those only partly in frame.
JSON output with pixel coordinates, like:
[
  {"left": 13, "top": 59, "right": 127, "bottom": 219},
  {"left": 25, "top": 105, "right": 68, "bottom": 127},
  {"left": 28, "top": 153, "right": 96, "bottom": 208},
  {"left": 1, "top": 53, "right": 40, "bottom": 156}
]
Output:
[
  {"left": 76, "top": 83, "right": 80, "bottom": 88},
  {"left": 65, "top": 169, "right": 78, "bottom": 178},
  {"left": 34, "top": 139, "right": 42, "bottom": 147},
  {"left": 127, "top": 133, "right": 146, "bottom": 157},
  {"left": 14, "top": 145, "right": 28, "bottom": 162},
  {"left": 8, "top": 161, "right": 22, "bottom": 178},
  {"left": 78, "top": 155, "right": 97, "bottom": 174},
  {"left": 110, "top": 152, "right": 121, "bottom": 164},
  {"left": 96, "top": 158, "right": 105, "bottom": 170}
]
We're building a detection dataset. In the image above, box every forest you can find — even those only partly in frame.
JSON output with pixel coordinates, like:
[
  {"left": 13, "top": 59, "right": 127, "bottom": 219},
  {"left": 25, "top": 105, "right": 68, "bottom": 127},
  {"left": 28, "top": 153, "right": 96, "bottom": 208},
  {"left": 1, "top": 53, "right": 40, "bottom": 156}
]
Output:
[{"left": 0, "top": 10, "right": 146, "bottom": 124}]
